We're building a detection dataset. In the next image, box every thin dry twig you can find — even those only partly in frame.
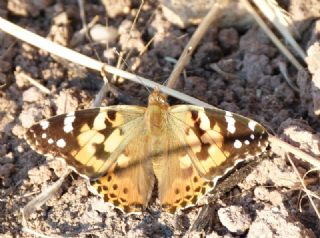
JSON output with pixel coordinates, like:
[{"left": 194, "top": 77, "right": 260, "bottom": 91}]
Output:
[
  {"left": 277, "top": 61, "right": 300, "bottom": 92},
  {"left": 77, "top": 0, "right": 90, "bottom": 40},
  {"left": 21, "top": 169, "right": 72, "bottom": 238},
  {"left": 253, "top": 0, "right": 306, "bottom": 60},
  {"left": 111, "top": 48, "right": 125, "bottom": 83},
  {"left": 69, "top": 15, "right": 100, "bottom": 47},
  {"left": 22, "top": 169, "right": 71, "bottom": 220},
  {"left": 269, "top": 135, "right": 320, "bottom": 169},
  {"left": 287, "top": 154, "right": 320, "bottom": 219},
  {"left": 18, "top": 72, "right": 51, "bottom": 94},
  {"left": 139, "top": 34, "right": 155, "bottom": 56},
  {"left": 119, "top": 0, "right": 145, "bottom": 74},
  {"left": 130, "top": 0, "right": 144, "bottom": 34},
  {"left": 242, "top": 0, "right": 304, "bottom": 71},
  {"left": 166, "top": 0, "right": 228, "bottom": 89},
  {"left": 209, "top": 63, "right": 239, "bottom": 80},
  {"left": 93, "top": 71, "right": 110, "bottom": 107}
]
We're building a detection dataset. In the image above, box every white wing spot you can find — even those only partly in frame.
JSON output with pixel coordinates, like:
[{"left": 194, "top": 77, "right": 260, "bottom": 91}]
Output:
[
  {"left": 64, "top": 115, "right": 76, "bottom": 124},
  {"left": 63, "top": 124, "right": 73, "bottom": 133},
  {"left": 63, "top": 115, "right": 76, "bottom": 133},
  {"left": 225, "top": 111, "right": 236, "bottom": 134},
  {"left": 234, "top": 139, "right": 242, "bottom": 149},
  {"left": 41, "top": 133, "right": 47, "bottom": 139},
  {"left": 48, "top": 138, "right": 54, "bottom": 144},
  {"left": 244, "top": 140, "right": 250, "bottom": 145},
  {"left": 248, "top": 120, "right": 257, "bottom": 131},
  {"left": 40, "top": 120, "right": 49, "bottom": 130},
  {"left": 56, "top": 138, "right": 66, "bottom": 148},
  {"left": 250, "top": 134, "right": 255, "bottom": 140},
  {"left": 67, "top": 111, "right": 75, "bottom": 117}
]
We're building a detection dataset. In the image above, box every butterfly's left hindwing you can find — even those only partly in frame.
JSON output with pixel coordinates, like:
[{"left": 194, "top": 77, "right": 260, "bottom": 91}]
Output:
[{"left": 25, "top": 106, "right": 145, "bottom": 178}]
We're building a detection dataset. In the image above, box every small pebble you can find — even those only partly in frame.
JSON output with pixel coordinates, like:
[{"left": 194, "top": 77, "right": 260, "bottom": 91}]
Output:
[
  {"left": 218, "top": 206, "right": 252, "bottom": 234},
  {"left": 218, "top": 28, "right": 239, "bottom": 50},
  {"left": 19, "top": 107, "right": 41, "bottom": 129},
  {"left": 54, "top": 90, "right": 79, "bottom": 115},
  {"left": 0, "top": 163, "right": 15, "bottom": 178},
  {"left": 90, "top": 24, "right": 118, "bottom": 43},
  {"left": 22, "top": 87, "right": 43, "bottom": 102}
]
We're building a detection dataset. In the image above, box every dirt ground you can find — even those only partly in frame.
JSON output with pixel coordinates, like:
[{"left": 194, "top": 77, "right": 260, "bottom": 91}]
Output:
[{"left": 0, "top": 0, "right": 320, "bottom": 237}]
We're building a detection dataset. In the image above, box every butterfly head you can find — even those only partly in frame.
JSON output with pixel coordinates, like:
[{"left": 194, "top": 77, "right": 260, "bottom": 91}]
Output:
[{"left": 148, "top": 88, "right": 169, "bottom": 109}]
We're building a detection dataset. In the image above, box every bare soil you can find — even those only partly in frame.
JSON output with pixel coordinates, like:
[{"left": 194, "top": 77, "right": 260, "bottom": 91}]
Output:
[{"left": 0, "top": 0, "right": 319, "bottom": 237}]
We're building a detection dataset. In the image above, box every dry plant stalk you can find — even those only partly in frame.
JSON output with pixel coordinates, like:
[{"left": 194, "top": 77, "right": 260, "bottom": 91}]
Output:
[
  {"left": 166, "top": 0, "right": 228, "bottom": 89},
  {"left": 242, "top": 0, "right": 304, "bottom": 71},
  {"left": 287, "top": 154, "right": 320, "bottom": 219},
  {"left": 252, "top": 0, "right": 306, "bottom": 60}
]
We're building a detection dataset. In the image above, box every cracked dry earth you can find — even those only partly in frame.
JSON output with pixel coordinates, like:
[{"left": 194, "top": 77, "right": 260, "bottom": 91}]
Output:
[{"left": 0, "top": 0, "right": 320, "bottom": 237}]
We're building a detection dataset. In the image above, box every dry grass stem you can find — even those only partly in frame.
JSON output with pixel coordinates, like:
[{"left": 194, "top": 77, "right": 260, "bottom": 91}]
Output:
[
  {"left": 277, "top": 61, "right": 300, "bottom": 92},
  {"left": 18, "top": 72, "right": 51, "bottom": 94},
  {"left": 287, "top": 154, "right": 320, "bottom": 219},
  {"left": 242, "top": 0, "right": 304, "bottom": 71},
  {"left": 166, "top": 0, "right": 228, "bottom": 89},
  {"left": 269, "top": 135, "right": 320, "bottom": 169},
  {"left": 209, "top": 63, "right": 239, "bottom": 80},
  {"left": 22, "top": 169, "right": 71, "bottom": 219},
  {"left": 253, "top": 0, "right": 306, "bottom": 60}
]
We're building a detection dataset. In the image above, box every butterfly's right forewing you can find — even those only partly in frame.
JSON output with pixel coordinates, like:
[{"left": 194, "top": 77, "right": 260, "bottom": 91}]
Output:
[{"left": 25, "top": 106, "right": 146, "bottom": 178}]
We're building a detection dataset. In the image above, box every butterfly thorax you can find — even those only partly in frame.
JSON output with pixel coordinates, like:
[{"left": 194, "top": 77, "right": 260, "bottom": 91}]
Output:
[{"left": 145, "top": 89, "right": 169, "bottom": 136}]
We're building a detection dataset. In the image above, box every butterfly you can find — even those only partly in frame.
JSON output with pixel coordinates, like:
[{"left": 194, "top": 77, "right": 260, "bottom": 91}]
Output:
[{"left": 25, "top": 88, "right": 269, "bottom": 213}]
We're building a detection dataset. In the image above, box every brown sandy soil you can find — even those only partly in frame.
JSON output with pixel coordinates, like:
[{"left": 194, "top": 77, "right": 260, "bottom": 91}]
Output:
[{"left": 0, "top": 0, "right": 320, "bottom": 237}]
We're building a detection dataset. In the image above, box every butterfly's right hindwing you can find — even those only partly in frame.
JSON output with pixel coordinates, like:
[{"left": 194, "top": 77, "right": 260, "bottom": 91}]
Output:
[{"left": 90, "top": 132, "right": 155, "bottom": 213}]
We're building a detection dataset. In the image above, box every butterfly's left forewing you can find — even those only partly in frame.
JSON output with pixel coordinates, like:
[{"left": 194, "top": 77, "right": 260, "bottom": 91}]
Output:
[
  {"left": 25, "top": 106, "right": 146, "bottom": 178},
  {"left": 170, "top": 105, "right": 268, "bottom": 181}
]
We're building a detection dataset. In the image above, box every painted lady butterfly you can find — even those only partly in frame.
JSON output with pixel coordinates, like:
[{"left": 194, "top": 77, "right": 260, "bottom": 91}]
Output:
[{"left": 25, "top": 88, "right": 268, "bottom": 213}]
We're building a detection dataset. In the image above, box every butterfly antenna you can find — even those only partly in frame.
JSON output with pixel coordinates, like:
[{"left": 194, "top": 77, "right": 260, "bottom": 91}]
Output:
[
  {"left": 113, "top": 48, "right": 151, "bottom": 95},
  {"left": 77, "top": 0, "right": 102, "bottom": 62},
  {"left": 78, "top": 0, "right": 113, "bottom": 108},
  {"left": 113, "top": 0, "right": 152, "bottom": 95}
]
